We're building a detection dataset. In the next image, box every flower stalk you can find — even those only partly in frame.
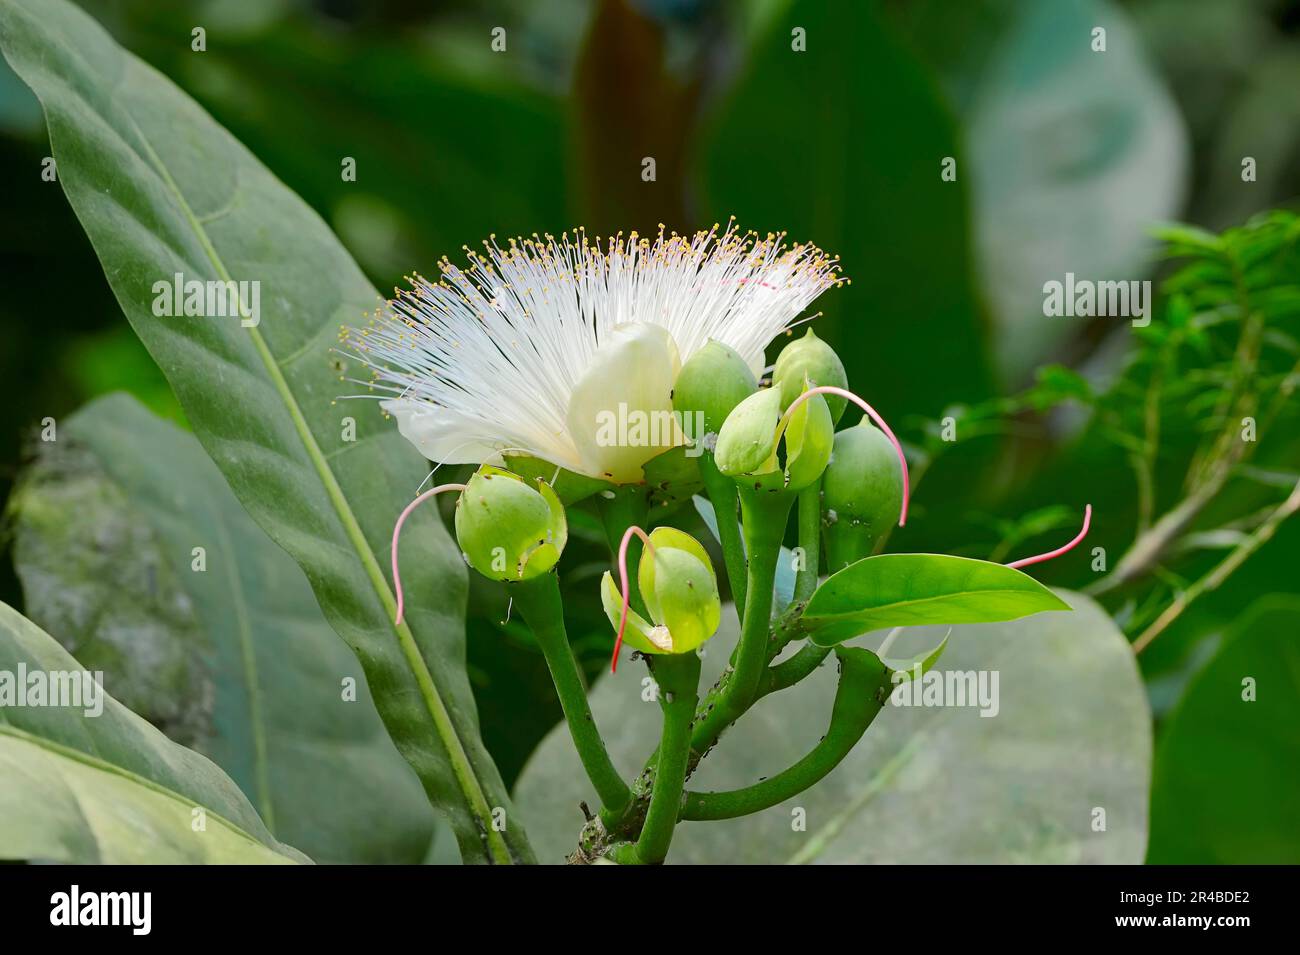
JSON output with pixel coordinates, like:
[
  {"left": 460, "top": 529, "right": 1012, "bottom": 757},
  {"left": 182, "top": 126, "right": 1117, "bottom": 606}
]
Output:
[
  {"left": 689, "top": 486, "right": 792, "bottom": 752},
  {"left": 610, "top": 652, "right": 701, "bottom": 864},
  {"left": 698, "top": 453, "right": 748, "bottom": 615},
  {"left": 793, "top": 480, "right": 821, "bottom": 603},
  {"left": 512, "top": 572, "right": 631, "bottom": 816}
]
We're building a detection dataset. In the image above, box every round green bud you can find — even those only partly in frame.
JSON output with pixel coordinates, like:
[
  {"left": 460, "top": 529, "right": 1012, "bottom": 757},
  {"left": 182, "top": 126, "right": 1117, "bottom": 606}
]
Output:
[
  {"left": 454, "top": 465, "right": 567, "bottom": 582},
  {"left": 600, "top": 527, "right": 720, "bottom": 655},
  {"left": 773, "top": 328, "right": 848, "bottom": 424},
  {"left": 673, "top": 340, "right": 758, "bottom": 439},
  {"left": 821, "top": 423, "right": 903, "bottom": 573},
  {"left": 713, "top": 385, "right": 833, "bottom": 493},
  {"left": 713, "top": 387, "right": 783, "bottom": 478}
]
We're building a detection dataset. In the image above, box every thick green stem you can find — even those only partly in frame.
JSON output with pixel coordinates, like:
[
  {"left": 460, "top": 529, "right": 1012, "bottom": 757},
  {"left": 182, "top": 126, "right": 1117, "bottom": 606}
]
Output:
[
  {"left": 619, "top": 653, "right": 701, "bottom": 864},
  {"left": 682, "top": 647, "right": 890, "bottom": 820},
  {"left": 763, "top": 641, "right": 831, "bottom": 696},
  {"left": 513, "top": 573, "right": 630, "bottom": 815},
  {"left": 793, "top": 481, "right": 821, "bottom": 604},
  {"left": 699, "top": 454, "right": 748, "bottom": 616},
  {"left": 689, "top": 487, "right": 792, "bottom": 754}
]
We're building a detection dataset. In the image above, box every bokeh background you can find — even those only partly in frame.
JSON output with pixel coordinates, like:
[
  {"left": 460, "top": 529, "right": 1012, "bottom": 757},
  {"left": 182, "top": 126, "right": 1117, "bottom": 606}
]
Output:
[{"left": 2, "top": 0, "right": 1298, "bottom": 862}]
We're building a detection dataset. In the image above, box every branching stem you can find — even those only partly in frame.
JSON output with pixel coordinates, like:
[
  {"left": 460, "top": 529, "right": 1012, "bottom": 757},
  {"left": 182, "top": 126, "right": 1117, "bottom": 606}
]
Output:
[{"left": 682, "top": 648, "right": 889, "bottom": 820}]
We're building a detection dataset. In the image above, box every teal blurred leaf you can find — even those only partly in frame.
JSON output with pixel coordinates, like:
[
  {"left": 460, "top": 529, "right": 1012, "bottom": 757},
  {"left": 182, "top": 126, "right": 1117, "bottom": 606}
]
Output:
[
  {"left": 0, "top": 602, "right": 305, "bottom": 863},
  {"left": 9, "top": 393, "right": 436, "bottom": 863},
  {"left": 905, "top": 0, "right": 1188, "bottom": 380}
]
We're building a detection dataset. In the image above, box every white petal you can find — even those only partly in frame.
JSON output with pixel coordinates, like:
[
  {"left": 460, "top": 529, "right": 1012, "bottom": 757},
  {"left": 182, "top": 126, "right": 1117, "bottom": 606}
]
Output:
[
  {"left": 565, "top": 323, "right": 683, "bottom": 484},
  {"left": 383, "top": 399, "right": 505, "bottom": 464}
]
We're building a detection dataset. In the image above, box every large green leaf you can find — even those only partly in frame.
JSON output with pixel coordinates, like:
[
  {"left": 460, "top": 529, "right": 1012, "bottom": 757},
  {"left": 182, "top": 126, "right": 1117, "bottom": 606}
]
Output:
[
  {"left": 9, "top": 393, "right": 436, "bottom": 863},
  {"left": 0, "top": 602, "right": 303, "bottom": 863},
  {"left": 802, "top": 553, "right": 1070, "bottom": 646},
  {"left": 0, "top": 0, "right": 527, "bottom": 862},
  {"left": 517, "top": 593, "right": 1149, "bottom": 863},
  {"left": 1147, "top": 596, "right": 1300, "bottom": 863}
]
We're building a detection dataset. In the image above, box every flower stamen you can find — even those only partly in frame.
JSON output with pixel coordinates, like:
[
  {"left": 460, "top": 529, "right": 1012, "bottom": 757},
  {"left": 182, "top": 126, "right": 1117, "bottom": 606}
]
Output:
[
  {"left": 611, "top": 525, "right": 657, "bottom": 673},
  {"left": 1005, "top": 505, "right": 1093, "bottom": 570},
  {"left": 391, "top": 483, "right": 467, "bottom": 625},
  {"left": 780, "top": 385, "right": 910, "bottom": 526}
]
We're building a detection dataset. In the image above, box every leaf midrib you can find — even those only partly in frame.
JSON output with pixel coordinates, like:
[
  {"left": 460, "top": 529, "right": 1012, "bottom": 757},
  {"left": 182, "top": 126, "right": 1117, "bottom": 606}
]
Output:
[
  {"left": 120, "top": 118, "right": 509, "bottom": 862},
  {"left": 805, "top": 586, "right": 1064, "bottom": 623}
]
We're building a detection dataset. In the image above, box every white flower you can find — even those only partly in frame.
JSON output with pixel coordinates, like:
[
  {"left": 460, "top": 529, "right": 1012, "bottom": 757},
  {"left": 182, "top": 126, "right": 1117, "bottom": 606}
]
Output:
[{"left": 342, "top": 221, "right": 842, "bottom": 483}]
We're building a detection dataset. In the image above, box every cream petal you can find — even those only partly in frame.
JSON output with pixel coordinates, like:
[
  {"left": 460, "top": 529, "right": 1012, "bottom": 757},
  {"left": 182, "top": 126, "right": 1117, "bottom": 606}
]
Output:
[
  {"left": 384, "top": 398, "right": 589, "bottom": 474},
  {"left": 565, "top": 323, "right": 685, "bottom": 484},
  {"left": 382, "top": 399, "right": 505, "bottom": 464}
]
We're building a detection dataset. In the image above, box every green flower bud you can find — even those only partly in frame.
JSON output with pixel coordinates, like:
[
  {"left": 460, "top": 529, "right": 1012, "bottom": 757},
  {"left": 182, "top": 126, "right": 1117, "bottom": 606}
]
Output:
[
  {"left": 642, "top": 445, "right": 703, "bottom": 508},
  {"left": 821, "top": 423, "right": 904, "bottom": 573},
  {"left": 502, "top": 452, "right": 610, "bottom": 506},
  {"left": 600, "top": 527, "right": 720, "bottom": 655},
  {"left": 672, "top": 340, "right": 758, "bottom": 438},
  {"left": 713, "top": 384, "right": 834, "bottom": 493},
  {"left": 454, "top": 465, "right": 567, "bottom": 582},
  {"left": 773, "top": 328, "right": 848, "bottom": 424}
]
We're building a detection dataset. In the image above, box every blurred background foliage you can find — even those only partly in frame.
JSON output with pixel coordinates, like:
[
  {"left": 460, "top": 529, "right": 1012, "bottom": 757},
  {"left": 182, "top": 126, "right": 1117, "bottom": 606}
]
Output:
[{"left": 2, "top": 0, "right": 1298, "bottom": 862}]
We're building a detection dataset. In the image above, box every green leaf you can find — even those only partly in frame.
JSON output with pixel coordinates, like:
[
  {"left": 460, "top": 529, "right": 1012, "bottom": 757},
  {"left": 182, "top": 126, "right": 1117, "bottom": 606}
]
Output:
[
  {"left": 0, "top": 0, "right": 526, "bottom": 863},
  {"left": 879, "top": 630, "right": 950, "bottom": 679},
  {"left": 0, "top": 602, "right": 304, "bottom": 863},
  {"left": 802, "top": 554, "right": 1071, "bottom": 646},
  {"left": 9, "top": 394, "right": 436, "bottom": 863},
  {"left": 517, "top": 593, "right": 1149, "bottom": 863},
  {"left": 1147, "top": 596, "right": 1300, "bottom": 863}
]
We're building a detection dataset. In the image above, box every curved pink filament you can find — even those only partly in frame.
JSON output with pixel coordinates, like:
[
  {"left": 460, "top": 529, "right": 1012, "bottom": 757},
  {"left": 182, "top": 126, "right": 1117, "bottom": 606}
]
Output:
[
  {"left": 610, "top": 525, "right": 656, "bottom": 674},
  {"left": 391, "top": 483, "right": 467, "bottom": 626},
  {"left": 1005, "top": 505, "right": 1092, "bottom": 570},
  {"left": 782, "top": 385, "right": 910, "bottom": 527}
]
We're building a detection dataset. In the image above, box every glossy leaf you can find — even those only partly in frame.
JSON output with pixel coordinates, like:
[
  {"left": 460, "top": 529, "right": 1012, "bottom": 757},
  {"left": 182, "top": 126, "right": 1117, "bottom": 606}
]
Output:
[
  {"left": 0, "top": 602, "right": 304, "bottom": 864},
  {"left": 803, "top": 554, "right": 1071, "bottom": 646},
  {"left": 9, "top": 393, "right": 435, "bottom": 863},
  {"left": 0, "top": 0, "right": 526, "bottom": 863}
]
